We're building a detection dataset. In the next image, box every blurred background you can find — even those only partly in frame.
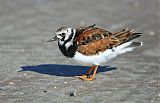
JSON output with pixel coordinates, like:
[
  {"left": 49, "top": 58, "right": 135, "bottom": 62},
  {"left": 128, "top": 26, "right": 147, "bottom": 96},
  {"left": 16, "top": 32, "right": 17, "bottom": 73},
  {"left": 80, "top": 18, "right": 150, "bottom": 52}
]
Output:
[
  {"left": 0, "top": 0, "right": 159, "bottom": 103},
  {"left": 0, "top": 0, "right": 159, "bottom": 64}
]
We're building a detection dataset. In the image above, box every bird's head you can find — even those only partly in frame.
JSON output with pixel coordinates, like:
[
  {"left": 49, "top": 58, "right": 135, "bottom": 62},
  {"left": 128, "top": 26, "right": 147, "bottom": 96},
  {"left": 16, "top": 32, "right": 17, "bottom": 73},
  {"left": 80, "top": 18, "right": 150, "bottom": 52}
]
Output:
[{"left": 47, "top": 27, "right": 76, "bottom": 43}]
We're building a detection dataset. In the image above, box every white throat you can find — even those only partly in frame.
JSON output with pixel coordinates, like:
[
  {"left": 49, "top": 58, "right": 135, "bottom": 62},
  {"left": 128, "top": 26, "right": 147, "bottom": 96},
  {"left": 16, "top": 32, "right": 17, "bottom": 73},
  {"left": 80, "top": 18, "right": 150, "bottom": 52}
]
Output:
[{"left": 58, "top": 28, "right": 76, "bottom": 50}]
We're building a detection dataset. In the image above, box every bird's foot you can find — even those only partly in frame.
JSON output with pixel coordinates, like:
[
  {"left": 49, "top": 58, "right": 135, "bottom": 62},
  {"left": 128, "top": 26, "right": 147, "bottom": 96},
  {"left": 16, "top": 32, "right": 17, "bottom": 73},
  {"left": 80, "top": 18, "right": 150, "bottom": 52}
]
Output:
[{"left": 75, "top": 75, "right": 95, "bottom": 81}]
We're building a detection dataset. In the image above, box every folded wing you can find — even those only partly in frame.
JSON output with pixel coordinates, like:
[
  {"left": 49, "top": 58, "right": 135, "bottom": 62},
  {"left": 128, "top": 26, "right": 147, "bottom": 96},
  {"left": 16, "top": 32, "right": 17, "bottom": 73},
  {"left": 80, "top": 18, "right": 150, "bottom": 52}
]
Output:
[{"left": 75, "top": 27, "right": 141, "bottom": 56}]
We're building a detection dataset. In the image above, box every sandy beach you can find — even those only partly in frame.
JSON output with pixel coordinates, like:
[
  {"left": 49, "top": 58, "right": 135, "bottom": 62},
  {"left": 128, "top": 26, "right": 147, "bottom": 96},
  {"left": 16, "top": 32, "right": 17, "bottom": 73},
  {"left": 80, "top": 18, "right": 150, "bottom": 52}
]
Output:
[{"left": 0, "top": 0, "right": 159, "bottom": 103}]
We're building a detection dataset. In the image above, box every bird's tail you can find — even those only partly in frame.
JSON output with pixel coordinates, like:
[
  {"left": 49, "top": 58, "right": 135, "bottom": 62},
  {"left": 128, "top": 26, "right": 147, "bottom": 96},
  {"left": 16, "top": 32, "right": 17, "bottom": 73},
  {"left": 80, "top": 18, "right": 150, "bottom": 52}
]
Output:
[
  {"left": 112, "top": 28, "right": 142, "bottom": 55},
  {"left": 114, "top": 28, "right": 142, "bottom": 45}
]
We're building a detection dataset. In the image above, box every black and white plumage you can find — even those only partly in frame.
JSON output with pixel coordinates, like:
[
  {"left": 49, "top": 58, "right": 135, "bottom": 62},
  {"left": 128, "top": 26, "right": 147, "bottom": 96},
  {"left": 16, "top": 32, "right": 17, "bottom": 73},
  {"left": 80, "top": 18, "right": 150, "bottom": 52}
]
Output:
[
  {"left": 47, "top": 24, "right": 142, "bottom": 81},
  {"left": 56, "top": 27, "right": 77, "bottom": 58}
]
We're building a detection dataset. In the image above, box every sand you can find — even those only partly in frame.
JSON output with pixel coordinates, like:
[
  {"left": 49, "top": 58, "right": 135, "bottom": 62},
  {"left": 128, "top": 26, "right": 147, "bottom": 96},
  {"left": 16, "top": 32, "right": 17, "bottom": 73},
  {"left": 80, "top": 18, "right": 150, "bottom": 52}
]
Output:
[{"left": 0, "top": 0, "right": 159, "bottom": 103}]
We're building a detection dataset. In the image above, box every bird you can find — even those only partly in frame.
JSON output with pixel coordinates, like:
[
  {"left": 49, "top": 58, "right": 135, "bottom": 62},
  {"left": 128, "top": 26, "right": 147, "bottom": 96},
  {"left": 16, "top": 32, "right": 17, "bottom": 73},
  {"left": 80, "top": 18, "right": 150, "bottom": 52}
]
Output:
[{"left": 47, "top": 24, "right": 142, "bottom": 81}]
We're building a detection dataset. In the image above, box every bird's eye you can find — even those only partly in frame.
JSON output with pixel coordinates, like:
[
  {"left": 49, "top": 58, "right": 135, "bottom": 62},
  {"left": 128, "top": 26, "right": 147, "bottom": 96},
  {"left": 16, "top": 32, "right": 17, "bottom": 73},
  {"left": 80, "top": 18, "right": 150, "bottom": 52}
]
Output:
[{"left": 61, "top": 33, "right": 65, "bottom": 36}]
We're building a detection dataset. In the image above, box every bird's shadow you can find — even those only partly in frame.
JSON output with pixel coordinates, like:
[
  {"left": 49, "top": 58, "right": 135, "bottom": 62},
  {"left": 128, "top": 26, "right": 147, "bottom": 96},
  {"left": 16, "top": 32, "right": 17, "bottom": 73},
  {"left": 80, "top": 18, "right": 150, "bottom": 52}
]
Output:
[{"left": 20, "top": 64, "right": 117, "bottom": 77}]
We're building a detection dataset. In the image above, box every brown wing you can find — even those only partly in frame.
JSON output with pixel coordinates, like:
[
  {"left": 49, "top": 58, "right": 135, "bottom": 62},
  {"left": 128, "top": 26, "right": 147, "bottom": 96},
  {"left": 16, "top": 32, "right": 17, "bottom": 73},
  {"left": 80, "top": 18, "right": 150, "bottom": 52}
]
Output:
[
  {"left": 75, "top": 24, "right": 96, "bottom": 37},
  {"left": 76, "top": 28, "right": 120, "bottom": 55},
  {"left": 75, "top": 28, "right": 141, "bottom": 56}
]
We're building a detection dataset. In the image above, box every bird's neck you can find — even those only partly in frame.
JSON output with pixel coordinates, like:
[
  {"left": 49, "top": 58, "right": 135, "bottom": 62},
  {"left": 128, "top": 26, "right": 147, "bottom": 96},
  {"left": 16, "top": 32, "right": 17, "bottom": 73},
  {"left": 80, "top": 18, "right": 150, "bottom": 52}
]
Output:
[
  {"left": 58, "top": 30, "right": 77, "bottom": 58},
  {"left": 58, "top": 40, "right": 77, "bottom": 58}
]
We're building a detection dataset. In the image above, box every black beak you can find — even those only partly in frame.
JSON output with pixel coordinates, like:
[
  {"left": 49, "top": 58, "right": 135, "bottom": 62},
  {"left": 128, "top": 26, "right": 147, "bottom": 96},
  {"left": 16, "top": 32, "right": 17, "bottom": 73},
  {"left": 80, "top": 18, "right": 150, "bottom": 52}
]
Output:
[{"left": 47, "top": 36, "right": 58, "bottom": 42}]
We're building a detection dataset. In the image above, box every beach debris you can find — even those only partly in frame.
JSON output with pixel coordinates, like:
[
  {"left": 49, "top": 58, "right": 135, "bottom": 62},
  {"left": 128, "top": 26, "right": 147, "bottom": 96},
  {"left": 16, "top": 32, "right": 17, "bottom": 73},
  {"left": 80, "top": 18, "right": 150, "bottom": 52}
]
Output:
[
  {"left": 43, "top": 90, "right": 47, "bottom": 93},
  {"left": 69, "top": 92, "right": 76, "bottom": 97},
  {"left": 64, "top": 81, "right": 68, "bottom": 84},
  {"left": 23, "top": 73, "right": 27, "bottom": 76},
  {"left": 53, "top": 86, "right": 57, "bottom": 89},
  {"left": 19, "top": 92, "right": 24, "bottom": 95},
  {"left": 8, "top": 81, "right": 14, "bottom": 85},
  {"left": 20, "top": 92, "right": 24, "bottom": 95}
]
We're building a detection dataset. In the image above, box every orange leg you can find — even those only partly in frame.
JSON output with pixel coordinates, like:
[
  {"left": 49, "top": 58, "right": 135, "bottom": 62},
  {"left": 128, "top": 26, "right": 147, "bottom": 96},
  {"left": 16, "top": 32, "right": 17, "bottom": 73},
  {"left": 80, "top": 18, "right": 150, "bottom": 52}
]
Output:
[
  {"left": 75, "top": 65, "right": 99, "bottom": 81},
  {"left": 86, "top": 65, "right": 95, "bottom": 76},
  {"left": 75, "top": 65, "right": 95, "bottom": 78}
]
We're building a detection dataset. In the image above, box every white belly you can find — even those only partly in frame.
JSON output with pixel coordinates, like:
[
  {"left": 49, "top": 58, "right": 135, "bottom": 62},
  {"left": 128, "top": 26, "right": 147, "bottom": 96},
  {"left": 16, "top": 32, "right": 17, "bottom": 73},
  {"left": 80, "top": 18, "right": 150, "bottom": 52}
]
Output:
[{"left": 73, "top": 42, "right": 135, "bottom": 65}]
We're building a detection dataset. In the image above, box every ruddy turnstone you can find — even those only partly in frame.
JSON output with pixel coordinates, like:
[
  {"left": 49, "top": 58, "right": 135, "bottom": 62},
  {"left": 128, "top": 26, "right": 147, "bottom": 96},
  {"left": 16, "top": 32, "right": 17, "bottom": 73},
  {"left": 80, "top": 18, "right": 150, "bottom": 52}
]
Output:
[{"left": 47, "top": 24, "right": 142, "bottom": 81}]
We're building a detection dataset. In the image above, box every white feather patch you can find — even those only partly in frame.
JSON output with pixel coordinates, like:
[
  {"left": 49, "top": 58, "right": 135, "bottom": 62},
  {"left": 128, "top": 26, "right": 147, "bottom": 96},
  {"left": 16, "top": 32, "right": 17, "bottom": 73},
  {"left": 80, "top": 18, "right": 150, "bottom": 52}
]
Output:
[
  {"left": 65, "top": 42, "right": 73, "bottom": 50},
  {"left": 73, "top": 42, "right": 135, "bottom": 65}
]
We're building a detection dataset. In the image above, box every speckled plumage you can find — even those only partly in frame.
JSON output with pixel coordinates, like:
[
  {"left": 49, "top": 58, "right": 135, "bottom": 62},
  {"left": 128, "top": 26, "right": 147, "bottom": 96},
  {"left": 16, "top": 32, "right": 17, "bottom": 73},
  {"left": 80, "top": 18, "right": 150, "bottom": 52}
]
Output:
[{"left": 47, "top": 24, "right": 142, "bottom": 80}]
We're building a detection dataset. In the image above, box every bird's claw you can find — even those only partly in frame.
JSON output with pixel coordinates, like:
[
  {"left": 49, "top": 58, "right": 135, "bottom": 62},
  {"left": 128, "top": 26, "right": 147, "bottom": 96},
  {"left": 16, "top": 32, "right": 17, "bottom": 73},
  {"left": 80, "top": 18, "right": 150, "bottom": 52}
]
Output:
[{"left": 75, "top": 74, "right": 95, "bottom": 81}]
